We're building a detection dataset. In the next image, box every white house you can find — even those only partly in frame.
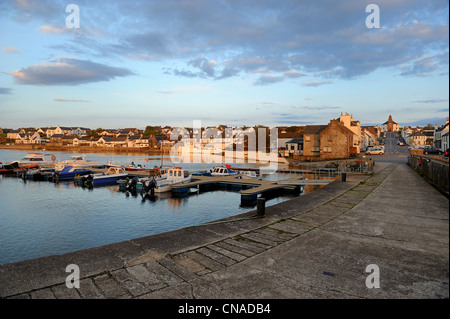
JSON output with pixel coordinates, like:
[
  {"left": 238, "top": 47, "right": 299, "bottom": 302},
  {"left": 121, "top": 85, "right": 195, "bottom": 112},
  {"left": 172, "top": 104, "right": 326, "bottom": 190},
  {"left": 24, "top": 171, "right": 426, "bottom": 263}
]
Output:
[
  {"left": 433, "top": 118, "right": 449, "bottom": 151},
  {"left": 15, "top": 132, "right": 42, "bottom": 144}
]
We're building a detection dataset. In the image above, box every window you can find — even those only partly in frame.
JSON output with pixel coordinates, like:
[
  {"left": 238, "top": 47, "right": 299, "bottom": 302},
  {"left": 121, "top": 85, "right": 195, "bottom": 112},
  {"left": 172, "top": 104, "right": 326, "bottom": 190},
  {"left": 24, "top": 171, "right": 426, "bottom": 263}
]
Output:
[
  {"left": 305, "top": 136, "right": 311, "bottom": 141},
  {"left": 312, "top": 146, "right": 320, "bottom": 152},
  {"left": 291, "top": 145, "right": 295, "bottom": 150}
]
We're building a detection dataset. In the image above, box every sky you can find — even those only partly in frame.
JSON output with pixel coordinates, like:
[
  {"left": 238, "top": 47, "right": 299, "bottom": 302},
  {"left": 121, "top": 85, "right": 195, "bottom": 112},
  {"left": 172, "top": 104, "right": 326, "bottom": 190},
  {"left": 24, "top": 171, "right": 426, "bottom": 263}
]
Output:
[{"left": 0, "top": 0, "right": 448, "bottom": 130}]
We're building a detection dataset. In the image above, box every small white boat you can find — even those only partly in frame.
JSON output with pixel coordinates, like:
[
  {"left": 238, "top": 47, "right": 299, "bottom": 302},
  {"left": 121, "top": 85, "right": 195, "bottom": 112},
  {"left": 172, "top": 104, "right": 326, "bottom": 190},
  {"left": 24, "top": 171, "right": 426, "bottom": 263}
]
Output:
[
  {"left": 59, "top": 155, "right": 98, "bottom": 168},
  {"left": 143, "top": 167, "right": 192, "bottom": 193},
  {"left": 236, "top": 170, "right": 262, "bottom": 180},
  {"left": 14, "top": 152, "right": 56, "bottom": 167},
  {"left": 105, "top": 160, "right": 121, "bottom": 168},
  {"left": 210, "top": 165, "right": 238, "bottom": 176}
]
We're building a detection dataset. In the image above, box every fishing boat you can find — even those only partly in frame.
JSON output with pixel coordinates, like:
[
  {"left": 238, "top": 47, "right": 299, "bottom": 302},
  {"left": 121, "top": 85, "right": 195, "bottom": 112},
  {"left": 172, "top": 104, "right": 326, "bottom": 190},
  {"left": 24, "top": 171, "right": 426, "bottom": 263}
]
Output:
[
  {"left": 117, "top": 167, "right": 169, "bottom": 193},
  {"left": 52, "top": 166, "right": 91, "bottom": 182},
  {"left": 79, "top": 167, "right": 128, "bottom": 187},
  {"left": 59, "top": 155, "right": 98, "bottom": 168},
  {"left": 210, "top": 165, "right": 238, "bottom": 176},
  {"left": 142, "top": 167, "right": 192, "bottom": 194},
  {"left": 14, "top": 153, "right": 56, "bottom": 167}
]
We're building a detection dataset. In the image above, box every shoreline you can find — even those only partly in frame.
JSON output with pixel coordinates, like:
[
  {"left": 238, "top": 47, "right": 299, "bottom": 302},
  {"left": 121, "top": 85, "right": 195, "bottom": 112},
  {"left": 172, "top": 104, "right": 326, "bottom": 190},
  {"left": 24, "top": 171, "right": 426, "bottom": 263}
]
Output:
[{"left": 0, "top": 144, "right": 291, "bottom": 165}]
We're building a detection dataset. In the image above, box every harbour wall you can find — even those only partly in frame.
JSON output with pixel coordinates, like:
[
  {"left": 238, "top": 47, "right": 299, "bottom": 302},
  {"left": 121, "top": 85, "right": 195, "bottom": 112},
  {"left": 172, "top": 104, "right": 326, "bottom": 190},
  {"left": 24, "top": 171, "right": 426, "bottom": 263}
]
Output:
[{"left": 408, "top": 155, "right": 449, "bottom": 197}]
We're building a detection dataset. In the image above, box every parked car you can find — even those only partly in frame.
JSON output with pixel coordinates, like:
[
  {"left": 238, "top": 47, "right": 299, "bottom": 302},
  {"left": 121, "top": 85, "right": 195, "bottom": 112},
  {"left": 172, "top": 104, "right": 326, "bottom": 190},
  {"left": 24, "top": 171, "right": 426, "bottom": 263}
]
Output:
[
  {"left": 423, "top": 147, "right": 443, "bottom": 155},
  {"left": 366, "top": 147, "right": 384, "bottom": 155}
]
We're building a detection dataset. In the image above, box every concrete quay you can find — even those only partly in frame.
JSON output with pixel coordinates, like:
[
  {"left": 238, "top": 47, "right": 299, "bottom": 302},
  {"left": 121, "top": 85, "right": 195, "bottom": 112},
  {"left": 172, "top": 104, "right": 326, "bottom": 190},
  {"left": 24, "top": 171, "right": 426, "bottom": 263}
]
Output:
[{"left": 0, "top": 162, "right": 448, "bottom": 299}]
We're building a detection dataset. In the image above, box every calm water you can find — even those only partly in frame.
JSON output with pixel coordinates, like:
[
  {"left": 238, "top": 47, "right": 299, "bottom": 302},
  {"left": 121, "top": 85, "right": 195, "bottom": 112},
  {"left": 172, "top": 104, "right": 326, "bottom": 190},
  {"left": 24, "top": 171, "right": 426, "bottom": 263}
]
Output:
[{"left": 0, "top": 149, "right": 313, "bottom": 265}]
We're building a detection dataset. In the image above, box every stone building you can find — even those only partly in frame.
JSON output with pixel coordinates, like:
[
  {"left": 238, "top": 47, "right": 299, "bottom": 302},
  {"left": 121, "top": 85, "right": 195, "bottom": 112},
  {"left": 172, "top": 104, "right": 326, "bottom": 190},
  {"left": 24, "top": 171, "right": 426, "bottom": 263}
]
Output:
[
  {"left": 303, "top": 125, "right": 327, "bottom": 160},
  {"left": 319, "top": 119, "right": 356, "bottom": 160},
  {"left": 382, "top": 115, "right": 399, "bottom": 132}
]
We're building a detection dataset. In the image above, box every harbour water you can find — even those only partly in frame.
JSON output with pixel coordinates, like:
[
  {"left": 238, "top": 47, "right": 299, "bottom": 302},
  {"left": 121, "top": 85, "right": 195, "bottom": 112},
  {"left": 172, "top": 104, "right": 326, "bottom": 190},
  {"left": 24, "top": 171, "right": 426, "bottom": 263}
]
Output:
[{"left": 0, "top": 149, "right": 316, "bottom": 265}]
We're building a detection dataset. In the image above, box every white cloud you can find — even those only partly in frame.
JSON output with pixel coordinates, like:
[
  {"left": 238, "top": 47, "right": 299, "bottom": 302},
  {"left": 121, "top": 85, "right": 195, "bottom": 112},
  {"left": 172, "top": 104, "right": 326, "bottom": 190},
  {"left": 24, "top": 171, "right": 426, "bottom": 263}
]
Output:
[{"left": 2, "top": 46, "right": 20, "bottom": 53}]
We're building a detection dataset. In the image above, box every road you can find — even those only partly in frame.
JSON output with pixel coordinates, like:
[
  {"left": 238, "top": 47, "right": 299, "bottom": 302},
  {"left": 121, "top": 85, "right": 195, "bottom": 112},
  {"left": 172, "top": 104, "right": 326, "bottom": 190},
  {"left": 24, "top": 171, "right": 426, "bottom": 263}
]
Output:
[{"left": 365, "top": 132, "right": 410, "bottom": 163}]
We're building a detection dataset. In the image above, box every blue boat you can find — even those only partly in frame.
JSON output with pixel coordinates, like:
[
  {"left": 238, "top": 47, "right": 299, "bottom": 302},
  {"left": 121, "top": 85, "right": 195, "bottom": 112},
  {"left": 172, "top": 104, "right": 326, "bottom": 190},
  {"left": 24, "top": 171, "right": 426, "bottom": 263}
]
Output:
[
  {"left": 82, "top": 167, "right": 128, "bottom": 187},
  {"left": 53, "top": 166, "right": 91, "bottom": 181}
]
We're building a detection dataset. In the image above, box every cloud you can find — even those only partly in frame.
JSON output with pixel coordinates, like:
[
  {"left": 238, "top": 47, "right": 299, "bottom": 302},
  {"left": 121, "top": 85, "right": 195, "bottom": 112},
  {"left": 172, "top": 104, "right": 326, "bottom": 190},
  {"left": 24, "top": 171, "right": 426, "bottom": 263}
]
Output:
[
  {"left": 3, "top": 0, "right": 449, "bottom": 85},
  {"left": 399, "top": 52, "right": 449, "bottom": 77},
  {"left": 254, "top": 75, "right": 284, "bottom": 86},
  {"left": 11, "top": 58, "right": 134, "bottom": 86},
  {"left": 54, "top": 98, "right": 90, "bottom": 102},
  {"left": 300, "top": 105, "right": 340, "bottom": 110},
  {"left": 155, "top": 85, "right": 210, "bottom": 95},
  {"left": 2, "top": 46, "right": 20, "bottom": 53},
  {"left": 303, "top": 81, "right": 332, "bottom": 87},
  {"left": 39, "top": 25, "right": 65, "bottom": 34},
  {"left": 412, "top": 99, "right": 448, "bottom": 103},
  {"left": 0, "top": 87, "right": 12, "bottom": 94}
]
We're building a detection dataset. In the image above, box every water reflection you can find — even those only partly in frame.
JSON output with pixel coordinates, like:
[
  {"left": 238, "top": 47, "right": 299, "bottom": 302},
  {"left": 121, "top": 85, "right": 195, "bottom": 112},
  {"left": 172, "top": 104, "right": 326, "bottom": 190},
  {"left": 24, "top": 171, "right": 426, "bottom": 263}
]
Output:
[{"left": 0, "top": 149, "right": 326, "bottom": 265}]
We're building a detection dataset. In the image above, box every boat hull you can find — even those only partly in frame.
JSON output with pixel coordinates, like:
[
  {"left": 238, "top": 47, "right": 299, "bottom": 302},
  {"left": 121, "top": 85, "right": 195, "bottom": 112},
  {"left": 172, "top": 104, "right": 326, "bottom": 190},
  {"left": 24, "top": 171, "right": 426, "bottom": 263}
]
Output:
[{"left": 92, "top": 174, "right": 128, "bottom": 186}]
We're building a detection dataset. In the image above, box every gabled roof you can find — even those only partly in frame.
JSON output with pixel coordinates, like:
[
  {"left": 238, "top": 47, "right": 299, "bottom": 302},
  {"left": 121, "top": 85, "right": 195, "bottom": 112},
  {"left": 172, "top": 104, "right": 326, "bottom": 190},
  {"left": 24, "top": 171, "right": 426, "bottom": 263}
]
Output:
[
  {"left": 305, "top": 125, "right": 327, "bottom": 135},
  {"left": 286, "top": 138, "right": 303, "bottom": 144}
]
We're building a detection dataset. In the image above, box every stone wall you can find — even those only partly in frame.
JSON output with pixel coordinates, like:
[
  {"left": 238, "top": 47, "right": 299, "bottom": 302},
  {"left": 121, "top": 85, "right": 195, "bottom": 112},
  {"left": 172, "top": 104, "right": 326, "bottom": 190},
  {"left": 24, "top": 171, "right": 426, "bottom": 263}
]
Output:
[{"left": 408, "top": 155, "right": 449, "bottom": 196}]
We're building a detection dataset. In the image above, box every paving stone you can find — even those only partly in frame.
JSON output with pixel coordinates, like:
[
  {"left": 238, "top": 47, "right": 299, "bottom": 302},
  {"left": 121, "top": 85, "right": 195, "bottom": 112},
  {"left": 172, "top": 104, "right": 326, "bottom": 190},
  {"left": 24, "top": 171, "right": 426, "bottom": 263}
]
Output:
[
  {"left": 207, "top": 244, "right": 247, "bottom": 262},
  {"left": 145, "top": 261, "right": 183, "bottom": 286},
  {"left": 231, "top": 237, "right": 271, "bottom": 252},
  {"left": 240, "top": 232, "right": 279, "bottom": 247},
  {"left": 197, "top": 247, "right": 236, "bottom": 266},
  {"left": 52, "top": 283, "right": 81, "bottom": 299},
  {"left": 185, "top": 250, "right": 225, "bottom": 272},
  {"left": 111, "top": 268, "right": 148, "bottom": 297},
  {"left": 30, "top": 288, "right": 55, "bottom": 299},
  {"left": 158, "top": 255, "right": 198, "bottom": 281},
  {"left": 215, "top": 240, "right": 256, "bottom": 258},
  {"left": 268, "top": 219, "right": 312, "bottom": 235},
  {"left": 223, "top": 238, "right": 266, "bottom": 254},
  {"left": 325, "top": 200, "right": 354, "bottom": 210},
  {"left": 126, "top": 264, "right": 166, "bottom": 291},
  {"left": 302, "top": 208, "right": 340, "bottom": 220},
  {"left": 254, "top": 227, "right": 296, "bottom": 241},
  {"left": 293, "top": 212, "right": 331, "bottom": 226},
  {"left": 94, "top": 273, "right": 130, "bottom": 299},
  {"left": 78, "top": 278, "right": 104, "bottom": 299},
  {"left": 173, "top": 254, "right": 206, "bottom": 273}
]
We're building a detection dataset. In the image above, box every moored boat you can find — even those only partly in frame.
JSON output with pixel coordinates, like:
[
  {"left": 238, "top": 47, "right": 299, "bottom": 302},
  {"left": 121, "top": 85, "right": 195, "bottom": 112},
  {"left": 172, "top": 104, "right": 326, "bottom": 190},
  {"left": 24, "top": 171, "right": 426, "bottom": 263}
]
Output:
[
  {"left": 236, "top": 170, "right": 262, "bottom": 180},
  {"left": 210, "top": 165, "right": 238, "bottom": 176},
  {"left": 78, "top": 167, "right": 128, "bottom": 187},
  {"left": 52, "top": 166, "right": 91, "bottom": 182},
  {"left": 20, "top": 167, "right": 55, "bottom": 181},
  {"left": 14, "top": 153, "right": 56, "bottom": 167},
  {"left": 0, "top": 161, "right": 38, "bottom": 174},
  {"left": 122, "top": 162, "right": 147, "bottom": 171},
  {"left": 141, "top": 167, "right": 192, "bottom": 194},
  {"left": 59, "top": 155, "right": 98, "bottom": 168}
]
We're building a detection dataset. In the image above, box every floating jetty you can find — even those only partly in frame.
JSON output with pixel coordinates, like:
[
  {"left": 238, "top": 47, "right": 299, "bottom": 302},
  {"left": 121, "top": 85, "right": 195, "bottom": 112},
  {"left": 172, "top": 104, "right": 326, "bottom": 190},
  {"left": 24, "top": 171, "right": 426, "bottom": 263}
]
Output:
[
  {"left": 88, "top": 166, "right": 337, "bottom": 205},
  {"left": 170, "top": 174, "right": 336, "bottom": 205}
]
